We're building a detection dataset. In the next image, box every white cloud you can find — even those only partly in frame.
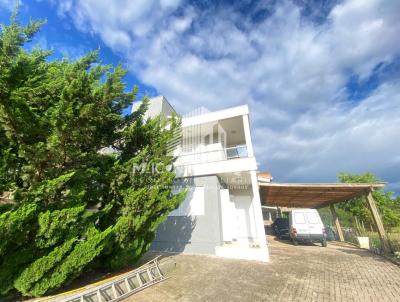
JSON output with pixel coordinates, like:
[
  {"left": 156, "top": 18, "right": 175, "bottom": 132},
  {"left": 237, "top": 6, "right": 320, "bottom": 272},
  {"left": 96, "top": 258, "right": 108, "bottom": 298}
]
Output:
[
  {"left": 253, "top": 81, "right": 400, "bottom": 184},
  {"left": 64, "top": 0, "right": 182, "bottom": 38},
  {"left": 54, "top": 0, "right": 400, "bottom": 189},
  {"left": 55, "top": 43, "right": 88, "bottom": 60},
  {"left": 0, "top": 0, "right": 16, "bottom": 11}
]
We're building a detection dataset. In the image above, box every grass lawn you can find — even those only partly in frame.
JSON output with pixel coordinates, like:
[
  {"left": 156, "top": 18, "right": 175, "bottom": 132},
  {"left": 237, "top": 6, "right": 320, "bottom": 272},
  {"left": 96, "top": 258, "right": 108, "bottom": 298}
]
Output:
[{"left": 360, "top": 231, "right": 400, "bottom": 259}]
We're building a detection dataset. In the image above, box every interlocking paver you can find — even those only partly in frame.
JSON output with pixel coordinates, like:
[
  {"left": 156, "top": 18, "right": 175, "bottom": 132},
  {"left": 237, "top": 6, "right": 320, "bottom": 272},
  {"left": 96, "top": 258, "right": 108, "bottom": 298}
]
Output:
[{"left": 126, "top": 236, "right": 400, "bottom": 302}]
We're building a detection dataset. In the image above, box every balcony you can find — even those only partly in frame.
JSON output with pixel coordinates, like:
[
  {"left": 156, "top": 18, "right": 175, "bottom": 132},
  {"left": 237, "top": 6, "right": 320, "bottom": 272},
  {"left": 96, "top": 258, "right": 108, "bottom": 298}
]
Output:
[{"left": 174, "top": 144, "right": 248, "bottom": 166}]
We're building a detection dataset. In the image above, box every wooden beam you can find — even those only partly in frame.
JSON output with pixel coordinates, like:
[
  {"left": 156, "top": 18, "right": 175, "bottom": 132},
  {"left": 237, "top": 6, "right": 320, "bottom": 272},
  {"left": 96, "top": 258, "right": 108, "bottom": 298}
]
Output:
[
  {"left": 259, "top": 182, "right": 386, "bottom": 189},
  {"left": 330, "top": 204, "right": 344, "bottom": 242},
  {"left": 365, "top": 192, "right": 391, "bottom": 253}
]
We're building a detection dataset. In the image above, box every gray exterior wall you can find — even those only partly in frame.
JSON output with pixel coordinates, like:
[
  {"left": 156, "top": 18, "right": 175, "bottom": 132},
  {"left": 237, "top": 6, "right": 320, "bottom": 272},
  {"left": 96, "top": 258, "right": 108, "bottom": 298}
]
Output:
[
  {"left": 151, "top": 175, "right": 224, "bottom": 255},
  {"left": 132, "top": 96, "right": 177, "bottom": 119}
]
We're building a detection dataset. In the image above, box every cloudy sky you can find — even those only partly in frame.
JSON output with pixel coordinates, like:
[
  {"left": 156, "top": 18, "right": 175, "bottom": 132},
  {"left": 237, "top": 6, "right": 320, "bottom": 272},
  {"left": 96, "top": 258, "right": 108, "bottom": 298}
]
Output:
[{"left": 1, "top": 0, "right": 399, "bottom": 193}]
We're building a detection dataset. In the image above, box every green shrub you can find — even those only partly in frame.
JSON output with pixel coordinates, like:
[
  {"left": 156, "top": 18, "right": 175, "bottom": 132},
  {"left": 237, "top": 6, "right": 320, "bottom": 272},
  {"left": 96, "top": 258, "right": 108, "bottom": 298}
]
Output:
[
  {"left": 36, "top": 206, "right": 85, "bottom": 248},
  {"left": 14, "top": 239, "right": 76, "bottom": 296},
  {"left": 27, "top": 227, "right": 112, "bottom": 296},
  {"left": 0, "top": 203, "right": 38, "bottom": 256},
  {"left": 0, "top": 247, "right": 38, "bottom": 295}
]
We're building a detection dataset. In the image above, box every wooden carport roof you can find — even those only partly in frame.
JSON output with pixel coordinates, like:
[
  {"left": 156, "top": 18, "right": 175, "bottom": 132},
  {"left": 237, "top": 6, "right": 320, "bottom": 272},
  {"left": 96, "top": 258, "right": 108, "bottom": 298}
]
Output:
[{"left": 259, "top": 182, "right": 385, "bottom": 209}]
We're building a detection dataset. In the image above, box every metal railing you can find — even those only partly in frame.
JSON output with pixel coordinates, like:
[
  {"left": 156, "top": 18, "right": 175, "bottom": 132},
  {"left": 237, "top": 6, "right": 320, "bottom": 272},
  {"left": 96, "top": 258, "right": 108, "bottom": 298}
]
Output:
[
  {"left": 226, "top": 145, "right": 247, "bottom": 159},
  {"left": 174, "top": 145, "right": 248, "bottom": 166}
]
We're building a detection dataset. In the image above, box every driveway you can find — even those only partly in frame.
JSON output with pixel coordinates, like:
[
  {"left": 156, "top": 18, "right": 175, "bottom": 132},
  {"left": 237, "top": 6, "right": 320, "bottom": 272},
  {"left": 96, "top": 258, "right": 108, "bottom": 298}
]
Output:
[{"left": 127, "top": 236, "right": 400, "bottom": 302}]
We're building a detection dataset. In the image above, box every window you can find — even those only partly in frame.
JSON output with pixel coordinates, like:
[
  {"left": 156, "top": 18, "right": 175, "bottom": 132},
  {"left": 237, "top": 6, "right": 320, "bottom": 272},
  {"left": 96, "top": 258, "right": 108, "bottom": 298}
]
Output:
[
  {"left": 294, "top": 212, "right": 306, "bottom": 224},
  {"left": 306, "top": 212, "right": 320, "bottom": 224}
]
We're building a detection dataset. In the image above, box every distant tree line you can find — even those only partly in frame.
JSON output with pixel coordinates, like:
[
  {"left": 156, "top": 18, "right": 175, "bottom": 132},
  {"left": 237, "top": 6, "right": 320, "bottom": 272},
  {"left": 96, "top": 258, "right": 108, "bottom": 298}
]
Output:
[{"left": 320, "top": 172, "right": 400, "bottom": 233}]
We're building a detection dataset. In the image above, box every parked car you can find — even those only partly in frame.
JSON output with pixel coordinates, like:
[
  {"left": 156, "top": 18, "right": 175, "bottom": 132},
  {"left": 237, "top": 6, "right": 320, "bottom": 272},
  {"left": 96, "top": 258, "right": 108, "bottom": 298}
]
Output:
[
  {"left": 325, "top": 226, "right": 337, "bottom": 241},
  {"left": 288, "top": 209, "right": 327, "bottom": 247},
  {"left": 271, "top": 217, "right": 290, "bottom": 239}
]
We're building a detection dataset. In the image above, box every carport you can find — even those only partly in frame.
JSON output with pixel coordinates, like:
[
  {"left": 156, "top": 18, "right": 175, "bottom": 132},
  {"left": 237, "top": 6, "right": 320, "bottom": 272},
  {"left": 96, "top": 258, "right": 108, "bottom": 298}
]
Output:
[{"left": 258, "top": 182, "right": 391, "bottom": 252}]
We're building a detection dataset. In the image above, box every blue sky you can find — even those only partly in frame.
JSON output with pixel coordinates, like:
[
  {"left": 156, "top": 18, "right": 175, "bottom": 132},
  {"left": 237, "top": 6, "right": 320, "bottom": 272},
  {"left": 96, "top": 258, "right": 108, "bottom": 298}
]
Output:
[{"left": 1, "top": 0, "right": 400, "bottom": 193}]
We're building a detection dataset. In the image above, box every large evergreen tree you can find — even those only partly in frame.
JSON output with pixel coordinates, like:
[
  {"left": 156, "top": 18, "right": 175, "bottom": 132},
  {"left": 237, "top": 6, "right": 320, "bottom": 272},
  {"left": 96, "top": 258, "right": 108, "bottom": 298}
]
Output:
[{"left": 0, "top": 13, "right": 185, "bottom": 297}]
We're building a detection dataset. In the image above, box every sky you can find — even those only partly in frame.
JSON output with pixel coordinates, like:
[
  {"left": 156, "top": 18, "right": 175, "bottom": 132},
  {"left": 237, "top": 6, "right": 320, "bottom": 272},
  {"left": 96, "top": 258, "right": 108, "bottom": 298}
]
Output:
[{"left": 1, "top": 0, "right": 400, "bottom": 193}]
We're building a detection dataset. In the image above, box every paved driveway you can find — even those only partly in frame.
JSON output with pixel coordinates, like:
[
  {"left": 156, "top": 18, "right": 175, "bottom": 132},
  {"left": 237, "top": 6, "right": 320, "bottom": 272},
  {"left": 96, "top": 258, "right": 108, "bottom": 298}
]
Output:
[{"left": 127, "top": 236, "right": 400, "bottom": 302}]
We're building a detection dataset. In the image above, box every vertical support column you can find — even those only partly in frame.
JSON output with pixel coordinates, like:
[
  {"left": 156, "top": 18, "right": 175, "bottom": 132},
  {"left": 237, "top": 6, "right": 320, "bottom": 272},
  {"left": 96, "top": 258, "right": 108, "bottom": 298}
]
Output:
[
  {"left": 329, "top": 204, "right": 344, "bottom": 242},
  {"left": 220, "top": 189, "right": 233, "bottom": 242},
  {"left": 250, "top": 171, "right": 268, "bottom": 255},
  {"left": 242, "top": 114, "right": 254, "bottom": 157},
  {"left": 365, "top": 192, "right": 391, "bottom": 253}
]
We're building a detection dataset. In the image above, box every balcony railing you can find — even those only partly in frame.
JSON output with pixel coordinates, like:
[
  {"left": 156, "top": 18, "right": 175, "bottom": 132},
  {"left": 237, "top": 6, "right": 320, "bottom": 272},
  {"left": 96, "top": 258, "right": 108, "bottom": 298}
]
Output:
[{"left": 174, "top": 145, "right": 248, "bottom": 166}]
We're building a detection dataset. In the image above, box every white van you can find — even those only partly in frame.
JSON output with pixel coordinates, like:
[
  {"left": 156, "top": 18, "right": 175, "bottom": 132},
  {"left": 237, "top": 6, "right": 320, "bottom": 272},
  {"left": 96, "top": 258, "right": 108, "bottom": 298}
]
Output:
[{"left": 288, "top": 209, "right": 327, "bottom": 247}]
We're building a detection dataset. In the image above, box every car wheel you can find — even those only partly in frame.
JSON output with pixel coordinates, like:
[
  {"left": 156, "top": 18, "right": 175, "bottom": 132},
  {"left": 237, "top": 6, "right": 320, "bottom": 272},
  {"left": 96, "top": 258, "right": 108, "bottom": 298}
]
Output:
[{"left": 321, "top": 239, "right": 327, "bottom": 247}]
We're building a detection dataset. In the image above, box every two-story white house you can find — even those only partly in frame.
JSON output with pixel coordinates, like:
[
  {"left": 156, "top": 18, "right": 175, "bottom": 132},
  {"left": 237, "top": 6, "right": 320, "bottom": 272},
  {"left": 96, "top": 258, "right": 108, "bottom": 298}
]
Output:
[{"left": 132, "top": 96, "right": 269, "bottom": 262}]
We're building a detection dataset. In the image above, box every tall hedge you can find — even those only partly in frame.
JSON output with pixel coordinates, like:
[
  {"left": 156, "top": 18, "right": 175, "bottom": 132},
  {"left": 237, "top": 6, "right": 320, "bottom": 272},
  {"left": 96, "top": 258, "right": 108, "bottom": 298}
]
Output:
[{"left": 0, "top": 12, "right": 185, "bottom": 297}]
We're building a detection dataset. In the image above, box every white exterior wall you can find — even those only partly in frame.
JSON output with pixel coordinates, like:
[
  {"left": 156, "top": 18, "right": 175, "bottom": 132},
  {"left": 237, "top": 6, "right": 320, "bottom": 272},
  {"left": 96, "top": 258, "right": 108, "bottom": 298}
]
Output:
[
  {"left": 175, "top": 157, "right": 257, "bottom": 178},
  {"left": 179, "top": 104, "right": 268, "bottom": 262},
  {"left": 220, "top": 189, "right": 234, "bottom": 242},
  {"left": 140, "top": 97, "right": 269, "bottom": 262},
  {"left": 250, "top": 171, "right": 268, "bottom": 245},
  {"left": 182, "top": 105, "right": 249, "bottom": 128},
  {"left": 242, "top": 114, "right": 254, "bottom": 157},
  {"left": 229, "top": 188, "right": 257, "bottom": 240},
  {"left": 175, "top": 105, "right": 257, "bottom": 178}
]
